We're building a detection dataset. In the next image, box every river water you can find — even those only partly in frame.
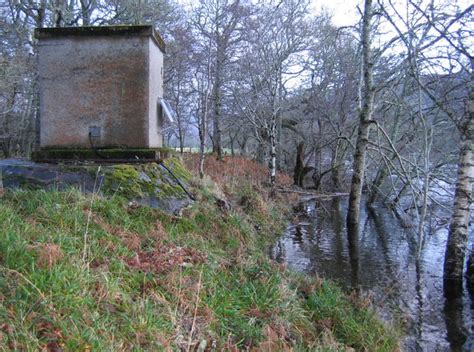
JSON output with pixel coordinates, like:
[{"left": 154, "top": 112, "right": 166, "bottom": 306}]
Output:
[{"left": 271, "top": 196, "right": 474, "bottom": 351}]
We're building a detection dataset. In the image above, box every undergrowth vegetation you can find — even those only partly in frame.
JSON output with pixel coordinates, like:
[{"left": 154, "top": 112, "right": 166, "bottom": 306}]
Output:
[{"left": 0, "top": 155, "right": 398, "bottom": 351}]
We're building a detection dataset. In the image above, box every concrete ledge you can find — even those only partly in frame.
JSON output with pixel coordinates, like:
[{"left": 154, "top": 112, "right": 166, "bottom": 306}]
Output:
[
  {"left": 35, "top": 25, "right": 166, "bottom": 53},
  {"left": 0, "top": 157, "right": 192, "bottom": 215},
  {"left": 32, "top": 148, "right": 173, "bottom": 163}
]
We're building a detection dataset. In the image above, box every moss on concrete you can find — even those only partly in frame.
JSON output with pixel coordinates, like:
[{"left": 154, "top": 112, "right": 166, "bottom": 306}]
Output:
[
  {"left": 161, "top": 157, "right": 191, "bottom": 182},
  {"left": 101, "top": 158, "right": 191, "bottom": 200},
  {"left": 2, "top": 158, "right": 192, "bottom": 214},
  {"left": 103, "top": 164, "right": 143, "bottom": 198}
]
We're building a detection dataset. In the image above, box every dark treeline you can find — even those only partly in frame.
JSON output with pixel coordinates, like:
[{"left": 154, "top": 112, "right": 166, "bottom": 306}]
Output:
[{"left": 1, "top": 0, "right": 472, "bottom": 297}]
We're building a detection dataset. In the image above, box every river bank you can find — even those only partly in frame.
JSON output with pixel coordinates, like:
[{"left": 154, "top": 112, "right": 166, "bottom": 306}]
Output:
[
  {"left": 272, "top": 195, "right": 474, "bottom": 351},
  {"left": 0, "top": 155, "right": 398, "bottom": 350}
]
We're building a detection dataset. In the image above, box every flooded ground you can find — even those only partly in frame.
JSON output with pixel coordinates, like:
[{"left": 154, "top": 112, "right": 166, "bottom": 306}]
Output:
[{"left": 271, "top": 196, "right": 474, "bottom": 351}]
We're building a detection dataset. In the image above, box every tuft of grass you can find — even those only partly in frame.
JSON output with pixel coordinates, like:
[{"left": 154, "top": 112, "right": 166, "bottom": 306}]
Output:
[
  {"left": 0, "top": 156, "right": 399, "bottom": 351},
  {"left": 305, "top": 281, "right": 399, "bottom": 351}
]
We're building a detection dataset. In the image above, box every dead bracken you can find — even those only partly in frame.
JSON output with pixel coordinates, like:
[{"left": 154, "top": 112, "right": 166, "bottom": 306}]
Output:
[
  {"left": 87, "top": 211, "right": 206, "bottom": 274},
  {"left": 28, "top": 243, "right": 64, "bottom": 269},
  {"left": 126, "top": 244, "right": 206, "bottom": 274}
]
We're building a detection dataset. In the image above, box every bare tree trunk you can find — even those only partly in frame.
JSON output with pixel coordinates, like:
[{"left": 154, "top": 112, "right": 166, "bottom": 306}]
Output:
[
  {"left": 199, "top": 117, "right": 207, "bottom": 179},
  {"left": 444, "top": 295, "right": 467, "bottom": 350},
  {"left": 1, "top": 87, "right": 16, "bottom": 157},
  {"left": 367, "top": 82, "right": 406, "bottom": 204},
  {"left": 212, "top": 51, "right": 223, "bottom": 161},
  {"left": 368, "top": 165, "right": 388, "bottom": 204},
  {"left": 79, "top": 0, "right": 91, "bottom": 25},
  {"left": 466, "top": 243, "right": 474, "bottom": 296},
  {"left": 238, "top": 135, "right": 248, "bottom": 156},
  {"left": 256, "top": 140, "right": 265, "bottom": 164},
  {"left": 346, "top": 0, "right": 374, "bottom": 251},
  {"left": 179, "top": 136, "right": 184, "bottom": 154},
  {"left": 331, "top": 170, "right": 343, "bottom": 191},
  {"left": 331, "top": 142, "right": 343, "bottom": 191},
  {"left": 199, "top": 39, "right": 214, "bottom": 179},
  {"left": 228, "top": 131, "right": 237, "bottom": 157},
  {"left": 294, "top": 141, "right": 305, "bottom": 187},
  {"left": 269, "top": 124, "right": 277, "bottom": 186},
  {"left": 177, "top": 111, "right": 185, "bottom": 154},
  {"left": 444, "top": 114, "right": 473, "bottom": 298},
  {"left": 54, "top": 0, "right": 64, "bottom": 27},
  {"left": 230, "top": 137, "right": 235, "bottom": 156}
]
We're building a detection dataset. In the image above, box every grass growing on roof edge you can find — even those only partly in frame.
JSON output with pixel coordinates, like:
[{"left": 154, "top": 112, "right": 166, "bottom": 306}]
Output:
[{"left": 0, "top": 164, "right": 399, "bottom": 351}]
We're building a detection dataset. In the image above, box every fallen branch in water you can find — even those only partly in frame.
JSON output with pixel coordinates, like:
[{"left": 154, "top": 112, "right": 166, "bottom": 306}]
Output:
[{"left": 277, "top": 187, "right": 349, "bottom": 198}]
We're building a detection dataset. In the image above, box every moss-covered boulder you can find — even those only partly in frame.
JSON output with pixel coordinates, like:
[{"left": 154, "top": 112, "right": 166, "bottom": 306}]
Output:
[{"left": 0, "top": 158, "right": 193, "bottom": 214}]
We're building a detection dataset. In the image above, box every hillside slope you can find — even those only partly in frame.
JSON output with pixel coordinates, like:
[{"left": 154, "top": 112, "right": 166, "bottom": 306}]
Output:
[{"left": 0, "top": 155, "right": 398, "bottom": 351}]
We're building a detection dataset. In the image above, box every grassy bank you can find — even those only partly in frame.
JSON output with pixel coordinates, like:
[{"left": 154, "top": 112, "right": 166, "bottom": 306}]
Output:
[{"left": 0, "top": 155, "right": 399, "bottom": 351}]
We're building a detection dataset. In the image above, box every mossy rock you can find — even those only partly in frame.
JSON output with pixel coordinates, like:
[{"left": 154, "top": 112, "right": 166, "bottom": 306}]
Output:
[
  {"left": 103, "top": 164, "right": 144, "bottom": 198},
  {"left": 161, "top": 158, "right": 191, "bottom": 182},
  {"left": 101, "top": 158, "right": 192, "bottom": 201},
  {"left": 0, "top": 158, "right": 193, "bottom": 215}
]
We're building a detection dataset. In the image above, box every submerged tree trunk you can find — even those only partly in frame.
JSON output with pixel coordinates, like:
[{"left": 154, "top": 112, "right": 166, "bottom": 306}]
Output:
[
  {"left": 444, "top": 296, "right": 468, "bottom": 350},
  {"left": 443, "top": 115, "right": 473, "bottom": 298},
  {"left": 330, "top": 137, "right": 346, "bottom": 191},
  {"left": 346, "top": 0, "right": 374, "bottom": 251},
  {"left": 331, "top": 165, "right": 343, "bottom": 191},
  {"left": 466, "top": 243, "right": 474, "bottom": 296}
]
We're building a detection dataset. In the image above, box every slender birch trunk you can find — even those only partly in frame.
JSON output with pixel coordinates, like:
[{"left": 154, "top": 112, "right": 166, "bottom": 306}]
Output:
[
  {"left": 346, "top": 0, "right": 374, "bottom": 252},
  {"left": 443, "top": 113, "right": 474, "bottom": 297},
  {"left": 269, "top": 122, "right": 277, "bottom": 186},
  {"left": 268, "top": 64, "right": 281, "bottom": 187},
  {"left": 466, "top": 243, "right": 474, "bottom": 295}
]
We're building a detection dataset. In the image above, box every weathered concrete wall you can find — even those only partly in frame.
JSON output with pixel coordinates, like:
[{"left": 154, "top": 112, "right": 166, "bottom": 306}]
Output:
[
  {"left": 148, "top": 37, "right": 164, "bottom": 148},
  {"left": 38, "top": 35, "right": 150, "bottom": 148}
]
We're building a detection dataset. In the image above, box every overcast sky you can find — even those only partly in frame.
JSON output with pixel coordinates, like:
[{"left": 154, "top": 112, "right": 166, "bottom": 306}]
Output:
[
  {"left": 310, "top": 0, "right": 472, "bottom": 28},
  {"left": 179, "top": 0, "right": 472, "bottom": 28},
  {"left": 178, "top": 0, "right": 361, "bottom": 26},
  {"left": 311, "top": 0, "right": 359, "bottom": 27}
]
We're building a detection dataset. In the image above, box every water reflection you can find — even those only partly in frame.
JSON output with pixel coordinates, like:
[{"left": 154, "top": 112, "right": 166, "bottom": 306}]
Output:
[
  {"left": 444, "top": 297, "right": 467, "bottom": 351},
  {"left": 271, "top": 197, "right": 474, "bottom": 351}
]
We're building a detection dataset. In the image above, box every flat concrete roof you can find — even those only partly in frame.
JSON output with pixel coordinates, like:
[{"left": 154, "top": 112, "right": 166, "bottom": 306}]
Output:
[{"left": 35, "top": 25, "right": 165, "bottom": 53}]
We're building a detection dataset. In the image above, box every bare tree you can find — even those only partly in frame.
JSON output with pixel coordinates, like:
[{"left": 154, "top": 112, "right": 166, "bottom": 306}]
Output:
[
  {"left": 232, "top": 0, "right": 310, "bottom": 185},
  {"left": 303, "top": 20, "right": 359, "bottom": 190},
  {"left": 379, "top": 0, "right": 473, "bottom": 297},
  {"left": 165, "top": 24, "right": 196, "bottom": 153},
  {"left": 192, "top": 0, "right": 247, "bottom": 161},
  {"left": 346, "top": 0, "right": 375, "bottom": 254}
]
